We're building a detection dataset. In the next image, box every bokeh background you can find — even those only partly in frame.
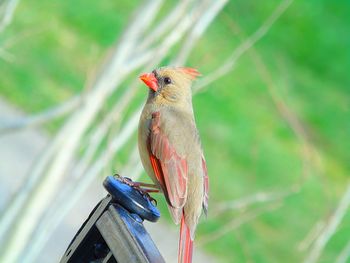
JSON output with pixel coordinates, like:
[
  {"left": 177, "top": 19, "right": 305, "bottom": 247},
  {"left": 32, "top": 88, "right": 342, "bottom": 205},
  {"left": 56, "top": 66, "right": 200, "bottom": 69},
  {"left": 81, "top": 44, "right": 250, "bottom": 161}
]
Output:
[{"left": 0, "top": 0, "right": 349, "bottom": 262}]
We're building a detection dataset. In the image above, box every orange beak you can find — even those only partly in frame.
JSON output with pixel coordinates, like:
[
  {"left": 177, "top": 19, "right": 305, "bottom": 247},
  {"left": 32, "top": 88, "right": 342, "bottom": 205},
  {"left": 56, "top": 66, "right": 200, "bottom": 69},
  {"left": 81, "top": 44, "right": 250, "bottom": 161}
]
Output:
[{"left": 139, "top": 73, "right": 158, "bottom": 92}]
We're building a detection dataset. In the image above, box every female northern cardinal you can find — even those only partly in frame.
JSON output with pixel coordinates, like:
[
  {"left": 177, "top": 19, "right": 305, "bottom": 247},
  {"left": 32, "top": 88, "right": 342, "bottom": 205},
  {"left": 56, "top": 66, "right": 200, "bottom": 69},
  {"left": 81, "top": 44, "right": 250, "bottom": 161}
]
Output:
[{"left": 138, "top": 67, "right": 209, "bottom": 263}]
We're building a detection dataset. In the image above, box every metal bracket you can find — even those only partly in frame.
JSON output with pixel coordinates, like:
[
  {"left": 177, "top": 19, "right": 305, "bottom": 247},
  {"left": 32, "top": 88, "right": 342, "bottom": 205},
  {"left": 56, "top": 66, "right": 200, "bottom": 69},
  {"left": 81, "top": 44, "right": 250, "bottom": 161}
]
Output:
[{"left": 60, "top": 176, "right": 165, "bottom": 263}]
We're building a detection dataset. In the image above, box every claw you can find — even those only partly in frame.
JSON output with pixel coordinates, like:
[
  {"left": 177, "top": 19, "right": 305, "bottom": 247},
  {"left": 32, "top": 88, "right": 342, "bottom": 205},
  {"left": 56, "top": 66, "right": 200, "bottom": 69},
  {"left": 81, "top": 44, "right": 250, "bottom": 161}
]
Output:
[{"left": 114, "top": 174, "right": 158, "bottom": 206}]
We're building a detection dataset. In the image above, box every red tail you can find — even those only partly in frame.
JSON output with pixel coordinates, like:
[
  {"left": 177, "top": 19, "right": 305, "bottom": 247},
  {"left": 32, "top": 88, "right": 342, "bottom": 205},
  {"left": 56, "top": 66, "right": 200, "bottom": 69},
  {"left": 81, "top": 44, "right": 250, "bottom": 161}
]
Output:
[{"left": 178, "top": 214, "right": 193, "bottom": 263}]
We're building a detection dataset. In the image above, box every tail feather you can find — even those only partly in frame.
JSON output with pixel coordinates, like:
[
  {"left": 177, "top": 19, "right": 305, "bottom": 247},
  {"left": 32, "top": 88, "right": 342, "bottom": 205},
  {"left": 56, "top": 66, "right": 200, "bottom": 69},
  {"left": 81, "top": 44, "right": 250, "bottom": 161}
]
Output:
[{"left": 178, "top": 214, "right": 193, "bottom": 263}]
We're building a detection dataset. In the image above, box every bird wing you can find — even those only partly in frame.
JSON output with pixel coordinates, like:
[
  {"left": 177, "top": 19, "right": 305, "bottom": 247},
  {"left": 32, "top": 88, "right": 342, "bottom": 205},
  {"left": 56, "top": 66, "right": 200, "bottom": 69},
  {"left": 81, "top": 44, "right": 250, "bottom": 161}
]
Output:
[
  {"left": 201, "top": 155, "right": 209, "bottom": 215},
  {"left": 147, "top": 111, "right": 188, "bottom": 223}
]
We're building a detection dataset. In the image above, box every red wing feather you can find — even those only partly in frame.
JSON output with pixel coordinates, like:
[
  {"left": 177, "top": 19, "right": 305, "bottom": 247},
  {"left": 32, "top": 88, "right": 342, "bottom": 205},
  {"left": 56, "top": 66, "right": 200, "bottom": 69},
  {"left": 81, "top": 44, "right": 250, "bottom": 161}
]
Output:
[
  {"left": 148, "top": 152, "right": 167, "bottom": 198},
  {"left": 148, "top": 112, "right": 188, "bottom": 215}
]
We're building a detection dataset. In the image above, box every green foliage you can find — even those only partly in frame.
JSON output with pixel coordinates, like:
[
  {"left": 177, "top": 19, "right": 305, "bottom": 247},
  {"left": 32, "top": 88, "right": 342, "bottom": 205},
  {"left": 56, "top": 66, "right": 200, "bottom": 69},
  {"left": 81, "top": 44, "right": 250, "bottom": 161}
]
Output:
[{"left": 0, "top": 0, "right": 349, "bottom": 262}]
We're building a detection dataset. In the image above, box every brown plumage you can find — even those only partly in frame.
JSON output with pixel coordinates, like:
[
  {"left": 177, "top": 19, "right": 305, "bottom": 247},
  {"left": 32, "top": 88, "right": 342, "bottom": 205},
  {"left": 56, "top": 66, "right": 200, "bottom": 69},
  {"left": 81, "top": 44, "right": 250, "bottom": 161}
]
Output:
[{"left": 138, "top": 66, "right": 209, "bottom": 263}]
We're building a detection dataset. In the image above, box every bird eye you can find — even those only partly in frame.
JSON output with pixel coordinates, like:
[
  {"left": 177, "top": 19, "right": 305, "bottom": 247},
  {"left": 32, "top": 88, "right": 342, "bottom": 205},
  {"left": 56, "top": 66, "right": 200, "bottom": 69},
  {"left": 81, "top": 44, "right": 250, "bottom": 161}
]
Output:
[{"left": 164, "top": 77, "right": 172, "bottom": 85}]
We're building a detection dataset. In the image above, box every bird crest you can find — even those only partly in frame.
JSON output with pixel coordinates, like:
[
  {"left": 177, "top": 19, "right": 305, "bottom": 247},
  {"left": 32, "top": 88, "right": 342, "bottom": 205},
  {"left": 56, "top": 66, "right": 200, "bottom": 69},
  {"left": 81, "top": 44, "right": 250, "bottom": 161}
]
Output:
[{"left": 179, "top": 67, "right": 201, "bottom": 80}]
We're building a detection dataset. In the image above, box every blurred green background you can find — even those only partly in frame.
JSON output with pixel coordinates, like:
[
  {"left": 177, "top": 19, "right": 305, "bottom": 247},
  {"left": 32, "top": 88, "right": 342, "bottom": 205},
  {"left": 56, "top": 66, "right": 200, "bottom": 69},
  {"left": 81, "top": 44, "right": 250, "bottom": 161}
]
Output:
[{"left": 0, "top": 0, "right": 349, "bottom": 262}]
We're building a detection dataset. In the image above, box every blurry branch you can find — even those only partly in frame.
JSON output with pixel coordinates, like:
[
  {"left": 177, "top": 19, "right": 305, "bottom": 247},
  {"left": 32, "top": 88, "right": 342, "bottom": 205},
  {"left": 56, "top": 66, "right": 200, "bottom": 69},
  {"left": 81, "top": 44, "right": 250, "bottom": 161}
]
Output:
[
  {"left": 213, "top": 187, "right": 298, "bottom": 215},
  {"left": 2, "top": 27, "right": 45, "bottom": 48},
  {"left": 30, "top": 146, "right": 144, "bottom": 263},
  {"left": 0, "top": 27, "right": 48, "bottom": 62},
  {"left": 0, "top": 0, "right": 19, "bottom": 33},
  {"left": 24, "top": 85, "right": 141, "bottom": 262},
  {"left": 193, "top": 0, "right": 294, "bottom": 92},
  {"left": 0, "top": 0, "right": 18, "bottom": 63},
  {"left": 234, "top": 229, "right": 254, "bottom": 263},
  {"left": 336, "top": 239, "right": 350, "bottom": 263},
  {"left": 72, "top": 85, "right": 138, "bottom": 178},
  {"left": 298, "top": 220, "right": 326, "bottom": 252},
  {"left": 87, "top": 106, "right": 142, "bottom": 178},
  {"left": 0, "top": 116, "right": 75, "bottom": 247},
  {"left": 128, "top": 11, "right": 193, "bottom": 70},
  {"left": 173, "top": 0, "right": 228, "bottom": 65},
  {"left": 138, "top": 0, "right": 195, "bottom": 51},
  {"left": 0, "top": 47, "right": 14, "bottom": 61},
  {"left": 304, "top": 182, "right": 350, "bottom": 263},
  {"left": 23, "top": 109, "right": 142, "bottom": 263},
  {"left": 248, "top": 48, "right": 319, "bottom": 181},
  {"left": 197, "top": 202, "right": 282, "bottom": 246},
  {"left": 0, "top": 95, "right": 81, "bottom": 134},
  {"left": 119, "top": 146, "right": 144, "bottom": 178}
]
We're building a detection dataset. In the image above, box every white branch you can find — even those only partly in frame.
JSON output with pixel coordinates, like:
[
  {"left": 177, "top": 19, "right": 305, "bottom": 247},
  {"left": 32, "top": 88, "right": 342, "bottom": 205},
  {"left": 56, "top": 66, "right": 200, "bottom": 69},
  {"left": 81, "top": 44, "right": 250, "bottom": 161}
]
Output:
[
  {"left": 198, "top": 202, "right": 282, "bottom": 246},
  {"left": 336, "top": 239, "right": 350, "bottom": 263},
  {"left": 0, "top": 46, "right": 14, "bottom": 61},
  {"left": 173, "top": 0, "right": 228, "bottom": 65},
  {"left": 247, "top": 47, "right": 317, "bottom": 181},
  {"left": 22, "top": 109, "right": 142, "bottom": 263},
  {"left": 138, "top": 0, "right": 196, "bottom": 51},
  {"left": 0, "top": 95, "right": 81, "bottom": 134},
  {"left": 193, "top": 0, "right": 294, "bottom": 92},
  {"left": 304, "top": 182, "right": 350, "bottom": 263},
  {"left": 298, "top": 220, "right": 326, "bottom": 252},
  {"left": 0, "top": 0, "right": 19, "bottom": 33},
  {"left": 0, "top": 117, "right": 75, "bottom": 246},
  {"left": 72, "top": 86, "right": 137, "bottom": 179},
  {"left": 213, "top": 187, "right": 297, "bottom": 215},
  {"left": 119, "top": 146, "right": 142, "bottom": 177}
]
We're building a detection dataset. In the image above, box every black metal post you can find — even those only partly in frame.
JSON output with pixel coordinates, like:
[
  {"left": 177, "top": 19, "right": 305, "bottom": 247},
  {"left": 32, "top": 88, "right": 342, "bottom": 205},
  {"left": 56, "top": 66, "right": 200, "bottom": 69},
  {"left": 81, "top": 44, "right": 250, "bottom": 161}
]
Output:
[{"left": 60, "top": 176, "right": 165, "bottom": 263}]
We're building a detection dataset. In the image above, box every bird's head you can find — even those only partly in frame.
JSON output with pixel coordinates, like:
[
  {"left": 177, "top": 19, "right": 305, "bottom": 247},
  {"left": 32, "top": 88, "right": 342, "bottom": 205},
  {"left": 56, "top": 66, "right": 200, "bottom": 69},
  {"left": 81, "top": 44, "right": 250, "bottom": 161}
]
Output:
[{"left": 139, "top": 66, "right": 201, "bottom": 106}]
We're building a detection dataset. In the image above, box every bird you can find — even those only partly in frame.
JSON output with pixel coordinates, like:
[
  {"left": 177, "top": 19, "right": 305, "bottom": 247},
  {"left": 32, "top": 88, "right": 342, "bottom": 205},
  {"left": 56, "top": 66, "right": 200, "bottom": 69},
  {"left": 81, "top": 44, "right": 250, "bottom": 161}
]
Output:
[{"left": 138, "top": 66, "right": 209, "bottom": 263}]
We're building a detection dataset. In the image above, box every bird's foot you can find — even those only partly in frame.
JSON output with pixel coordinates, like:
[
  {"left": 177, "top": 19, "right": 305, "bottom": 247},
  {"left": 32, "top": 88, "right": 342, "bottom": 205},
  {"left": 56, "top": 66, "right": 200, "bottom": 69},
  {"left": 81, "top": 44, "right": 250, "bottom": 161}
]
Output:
[{"left": 113, "top": 174, "right": 159, "bottom": 205}]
